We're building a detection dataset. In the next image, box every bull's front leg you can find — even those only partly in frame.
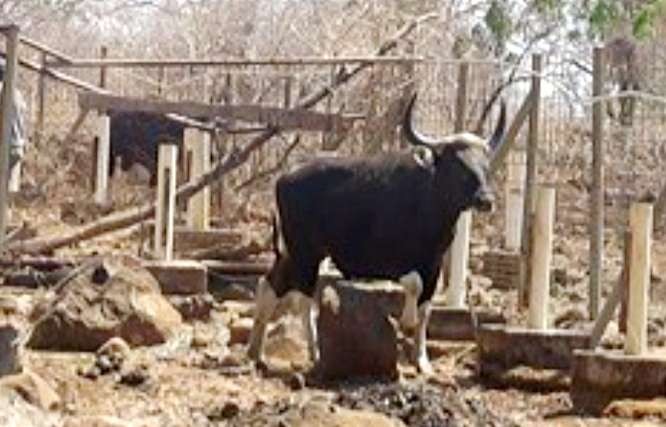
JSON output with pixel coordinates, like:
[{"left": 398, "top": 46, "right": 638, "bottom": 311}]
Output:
[
  {"left": 413, "top": 301, "right": 433, "bottom": 375},
  {"left": 398, "top": 271, "right": 423, "bottom": 331},
  {"left": 247, "top": 277, "right": 278, "bottom": 363},
  {"left": 299, "top": 295, "right": 319, "bottom": 363}
]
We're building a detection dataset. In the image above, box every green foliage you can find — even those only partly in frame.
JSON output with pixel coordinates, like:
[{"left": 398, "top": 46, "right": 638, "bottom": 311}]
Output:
[
  {"left": 633, "top": 0, "right": 666, "bottom": 39},
  {"left": 588, "top": 0, "right": 621, "bottom": 37},
  {"left": 484, "top": 0, "right": 513, "bottom": 54}
]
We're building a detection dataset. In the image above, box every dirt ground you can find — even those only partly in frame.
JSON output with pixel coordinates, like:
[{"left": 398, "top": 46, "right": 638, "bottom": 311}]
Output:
[{"left": 3, "top": 134, "right": 666, "bottom": 426}]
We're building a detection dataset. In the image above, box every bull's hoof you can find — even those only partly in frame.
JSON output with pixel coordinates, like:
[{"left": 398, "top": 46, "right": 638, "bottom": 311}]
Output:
[{"left": 416, "top": 356, "right": 434, "bottom": 376}]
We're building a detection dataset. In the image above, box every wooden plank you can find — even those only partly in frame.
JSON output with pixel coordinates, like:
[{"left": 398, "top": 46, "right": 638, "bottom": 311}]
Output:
[
  {"left": 79, "top": 92, "right": 353, "bottom": 132},
  {"left": 590, "top": 46, "right": 605, "bottom": 319},
  {"left": 489, "top": 93, "right": 533, "bottom": 176},
  {"left": 18, "top": 35, "right": 74, "bottom": 63},
  {"left": 518, "top": 54, "right": 542, "bottom": 307}
]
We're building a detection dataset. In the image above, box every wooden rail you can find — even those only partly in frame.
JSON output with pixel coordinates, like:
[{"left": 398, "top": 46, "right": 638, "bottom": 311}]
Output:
[
  {"left": 79, "top": 92, "right": 354, "bottom": 132},
  {"left": 46, "top": 56, "right": 425, "bottom": 68}
]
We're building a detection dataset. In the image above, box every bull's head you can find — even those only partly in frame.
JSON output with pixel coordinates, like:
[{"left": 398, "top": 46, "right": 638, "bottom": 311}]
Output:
[{"left": 402, "top": 92, "right": 507, "bottom": 213}]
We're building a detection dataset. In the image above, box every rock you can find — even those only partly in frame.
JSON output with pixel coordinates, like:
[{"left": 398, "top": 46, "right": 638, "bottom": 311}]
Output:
[
  {"left": 167, "top": 294, "right": 214, "bottom": 321},
  {"left": 0, "top": 369, "right": 61, "bottom": 411},
  {"left": 603, "top": 398, "right": 666, "bottom": 420},
  {"left": 28, "top": 256, "right": 182, "bottom": 351},
  {"left": 98, "top": 337, "right": 131, "bottom": 365},
  {"left": 282, "top": 401, "right": 405, "bottom": 427},
  {"left": 314, "top": 280, "right": 401, "bottom": 381},
  {"left": 0, "top": 388, "right": 60, "bottom": 427},
  {"left": 0, "top": 323, "right": 22, "bottom": 376},
  {"left": 553, "top": 306, "right": 587, "bottom": 329},
  {"left": 229, "top": 317, "right": 253, "bottom": 345}
]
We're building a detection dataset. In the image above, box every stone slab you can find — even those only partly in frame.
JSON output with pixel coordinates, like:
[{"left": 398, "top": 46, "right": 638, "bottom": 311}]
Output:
[
  {"left": 571, "top": 349, "right": 666, "bottom": 415},
  {"left": 427, "top": 306, "right": 505, "bottom": 341},
  {"left": 143, "top": 259, "right": 208, "bottom": 295},
  {"left": 477, "top": 324, "right": 591, "bottom": 378}
]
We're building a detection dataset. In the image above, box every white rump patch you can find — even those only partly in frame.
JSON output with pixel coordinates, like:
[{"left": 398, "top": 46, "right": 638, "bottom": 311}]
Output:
[{"left": 399, "top": 271, "right": 423, "bottom": 330}]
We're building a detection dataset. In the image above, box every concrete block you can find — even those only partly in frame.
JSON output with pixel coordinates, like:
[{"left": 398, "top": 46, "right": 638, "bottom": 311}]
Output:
[
  {"left": 427, "top": 306, "right": 505, "bottom": 341},
  {"left": 571, "top": 349, "right": 666, "bottom": 415},
  {"left": 143, "top": 259, "right": 208, "bottom": 295},
  {"left": 477, "top": 324, "right": 590, "bottom": 378}
]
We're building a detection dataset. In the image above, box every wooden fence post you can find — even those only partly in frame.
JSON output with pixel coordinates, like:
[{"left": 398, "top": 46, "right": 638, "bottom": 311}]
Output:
[
  {"left": 626, "top": 203, "right": 652, "bottom": 355},
  {"left": 0, "top": 25, "right": 19, "bottom": 246},
  {"left": 155, "top": 143, "right": 178, "bottom": 260},
  {"left": 35, "top": 52, "right": 46, "bottom": 143},
  {"left": 446, "top": 61, "right": 471, "bottom": 307},
  {"left": 519, "top": 53, "right": 542, "bottom": 307},
  {"left": 528, "top": 186, "right": 556, "bottom": 330},
  {"left": 590, "top": 46, "right": 605, "bottom": 319}
]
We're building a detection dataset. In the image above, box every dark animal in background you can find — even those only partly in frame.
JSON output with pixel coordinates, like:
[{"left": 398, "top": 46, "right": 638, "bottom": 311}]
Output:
[
  {"left": 108, "top": 111, "right": 186, "bottom": 185},
  {"left": 248, "top": 92, "right": 508, "bottom": 374}
]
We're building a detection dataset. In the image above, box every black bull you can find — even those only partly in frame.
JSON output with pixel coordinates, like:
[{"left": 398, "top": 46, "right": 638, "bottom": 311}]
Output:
[
  {"left": 247, "top": 92, "right": 508, "bottom": 374},
  {"left": 107, "top": 111, "right": 187, "bottom": 185}
]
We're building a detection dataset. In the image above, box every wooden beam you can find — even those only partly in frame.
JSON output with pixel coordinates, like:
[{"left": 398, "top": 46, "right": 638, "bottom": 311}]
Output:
[
  {"left": 589, "top": 231, "right": 632, "bottom": 348},
  {"left": 489, "top": 93, "right": 534, "bottom": 176},
  {"left": 590, "top": 46, "right": 605, "bottom": 319},
  {"left": 0, "top": 25, "right": 19, "bottom": 247},
  {"left": 18, "top": 35, "right": 74, "bottom": 63},
  {"left": 79, "top": 92, "right": 353, "bottom": 132},
  {"left": 518, "top": 54, "right": 542, "bottom": 307}
]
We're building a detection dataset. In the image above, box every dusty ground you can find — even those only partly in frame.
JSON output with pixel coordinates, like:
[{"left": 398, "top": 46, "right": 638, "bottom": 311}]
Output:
[{"left": 3, "top": 133, "right": 666, "bottom": 426}]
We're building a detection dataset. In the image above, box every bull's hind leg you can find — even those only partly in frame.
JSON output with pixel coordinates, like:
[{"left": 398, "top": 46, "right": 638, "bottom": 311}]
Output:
[
  {"left": 247, "top": 276, "right": 278, "bottom": 363},
  {"left": 295, "top": 260, "right": 322, "bottom": 364},
  {"left": 413, "top": 301, "right": 433, "bottom": 375}
]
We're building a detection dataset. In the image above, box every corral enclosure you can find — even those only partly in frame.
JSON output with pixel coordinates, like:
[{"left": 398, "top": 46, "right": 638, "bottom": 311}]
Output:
[{"left": 2, "top": 1, "right": 666, "bottom": 425}]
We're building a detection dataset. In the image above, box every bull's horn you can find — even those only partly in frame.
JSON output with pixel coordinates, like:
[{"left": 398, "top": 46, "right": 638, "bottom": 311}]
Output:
[
  {"left": 487, "top": 100, "right": 507, "bottom": 152},
  {"left": 402, "top": 92, "right": 439, "bottom": 148}
]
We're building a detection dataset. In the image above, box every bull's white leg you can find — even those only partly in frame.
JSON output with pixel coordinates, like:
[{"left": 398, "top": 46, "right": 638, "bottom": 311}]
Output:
[
  {"left": 247, "top": 277, "right": 278, "bottom": 362},
  {"left": 399, "top": 271, "right": 423, "bottom": 331},
  {"left": 300, "top": 296, "right": 319, "bottom": 363},
  {"left": 413, "top": 301, "right": 433, "bottom": 375}
]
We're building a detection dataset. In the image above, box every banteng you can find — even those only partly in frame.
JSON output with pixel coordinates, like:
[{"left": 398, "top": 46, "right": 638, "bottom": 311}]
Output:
[{"left": 248, "top": 93, "right": 507, "bottom": 374}]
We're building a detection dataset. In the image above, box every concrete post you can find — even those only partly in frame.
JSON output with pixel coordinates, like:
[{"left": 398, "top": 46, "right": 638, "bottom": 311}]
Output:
[
  {"left": 447, "top": 210, "right": 471, "bottom": 308},
  {"left": 185, "top": 128, "right": 211, "bottom": 230},
  {"left": 528, "top": 186, "right": 555, "bottom": 330},
  {"left": 626, "top": 203, "right": 652, "bottom": 355},
  {"left": 155, "top": 143, "right": 178, "bottom": 261},
  {"left": 505, "top": 150, "right": 526, "bottom": 251},
  {"left": 94, "top": 113, "right": 110, "bottom": 205}
]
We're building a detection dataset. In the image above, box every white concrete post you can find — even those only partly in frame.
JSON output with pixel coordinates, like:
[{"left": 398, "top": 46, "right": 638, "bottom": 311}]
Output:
[
  {"left": 505, "top": 150, "right": 526, "bottom": 251},
  {"left": 94, "top": 113, "right": 111, "bottom": 205},
  {"left": 185, "top": 128, "right": 211, "bottom": 230},
  {"left": 154, "top": 143, "right": 178, "bottom": 261},
  {"left": 8, "top": 160, "right": 21, "bottom": 193},
  {"left": 626, "top": 202, "right": 652, "bottom": 355},
  {"left": 528, "top": 186, "right": 556, "bottom": 330},
  {"left": 0, "top": 25, "right": 19, "bottom": 247},
  {"left": 447, "top": 210, "right": 471, "bottom": 308}
]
